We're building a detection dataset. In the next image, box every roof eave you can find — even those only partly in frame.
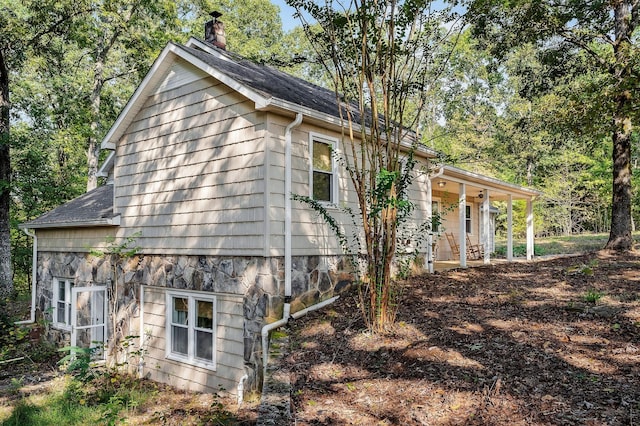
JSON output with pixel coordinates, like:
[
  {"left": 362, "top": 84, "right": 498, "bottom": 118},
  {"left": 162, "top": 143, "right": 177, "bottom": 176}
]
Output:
[
  {"left": 19, "top": 215, "right": 121, "bottom": 230},
  {"left": 256, "top": 98, "right": 439, "bottom": 159},
  {"left": 440, "top": 165, "right": 541, "bottom": 199}
]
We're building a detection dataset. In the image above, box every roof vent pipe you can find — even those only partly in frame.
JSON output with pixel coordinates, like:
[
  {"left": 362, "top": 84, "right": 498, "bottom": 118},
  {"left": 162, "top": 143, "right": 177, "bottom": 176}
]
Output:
[{"left": 205, "top": 11, "right": 226, "bottom": 50}]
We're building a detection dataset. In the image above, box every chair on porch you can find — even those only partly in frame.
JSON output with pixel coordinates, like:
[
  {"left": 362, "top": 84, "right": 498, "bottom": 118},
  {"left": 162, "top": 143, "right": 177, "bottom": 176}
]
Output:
[
  {"left": 444, "top": 232, "right": 460, "bottom": 260},
  {"left": 466, "top": 235, "right": 484, "bottom": 260}
]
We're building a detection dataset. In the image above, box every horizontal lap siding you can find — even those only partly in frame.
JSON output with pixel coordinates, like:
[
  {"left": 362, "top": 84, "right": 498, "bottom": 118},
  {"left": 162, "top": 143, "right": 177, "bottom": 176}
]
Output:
[
  {"left": 142, "top": 286, "right": 245, "bottom": 393},
  {"left": 37, "top": 228, "right": 117, "bottom": 252},
  {"left": 115, "top": 59, "right": 267, "bottom": 256},
  {"left": 267, "top": 117, "right": 432, "bottom": 257}
]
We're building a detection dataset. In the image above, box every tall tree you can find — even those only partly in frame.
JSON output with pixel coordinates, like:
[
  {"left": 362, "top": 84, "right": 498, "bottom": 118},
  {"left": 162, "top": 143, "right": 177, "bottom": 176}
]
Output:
[
  {"left": 0, "top": 41, "right": 11, "bottom": 299},
  {"left": 62, "top": 1, "right": 185, "bottom": 191},
  {"left": 0, "top": 1, "right": 81, "bottom": 297},
  {"left": 289, "top": 0, "right": 459, "bottom": 331},
  {"left": 464, "top": 0, "right": 640, "bottom": 251}
]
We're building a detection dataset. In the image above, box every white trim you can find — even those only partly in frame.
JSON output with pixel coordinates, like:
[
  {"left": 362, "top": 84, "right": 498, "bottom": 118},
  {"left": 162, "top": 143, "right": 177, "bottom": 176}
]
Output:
[
  {"left": 459, "top": 183, "right": 467, "bottom": 268},
  {"left": 165, "top": 289, "right": 217, "bottom": 371},
  {"left": 71, "top": 286, "right": 108, "bottom": 360},
  {"left": 443, "top": 165, "right": 540, "bottom": 198},
  {"left": 465, "top": 204, "right": 473, "bottom": 235},
  {"left": 526, "top": 199, "right": 534, "bottom": 260},
  {"left": 52, "top": 277, "right": 73, "bottom": 331},
  {"left": 309, "top": 132, "right": 339, "bottom": 205},
  {"left": 97, "top": 151, "right": 115, "bottom": 177},
  {"left": 507, "top": 195, "right": 513, "bottom": 261}
]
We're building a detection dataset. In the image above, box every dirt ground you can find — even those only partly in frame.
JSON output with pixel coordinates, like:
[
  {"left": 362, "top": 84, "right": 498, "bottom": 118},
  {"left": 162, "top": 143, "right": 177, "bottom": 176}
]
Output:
[{"left": 289, "top": 251, "right": 640, "bottom": 425}]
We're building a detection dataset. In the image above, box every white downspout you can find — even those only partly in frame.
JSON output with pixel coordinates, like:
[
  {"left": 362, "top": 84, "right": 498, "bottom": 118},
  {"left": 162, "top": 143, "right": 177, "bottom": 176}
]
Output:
[
  {"left": 16, "top": 228, "right": 37, "bottom": 325},
  {"left": 260, "top": 112, "right": 303, "bottom": 381},
  {"left": 426, "top": 167, "right": 445, "bottom": 273},
  {"left": 237, "top": 374, "right": 248, "bottom": 405}
]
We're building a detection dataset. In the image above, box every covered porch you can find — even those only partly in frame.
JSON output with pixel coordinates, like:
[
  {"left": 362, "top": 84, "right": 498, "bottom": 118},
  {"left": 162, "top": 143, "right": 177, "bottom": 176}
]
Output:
[{"left": 424, "top": 165, "right": 541, "bottom": 273}]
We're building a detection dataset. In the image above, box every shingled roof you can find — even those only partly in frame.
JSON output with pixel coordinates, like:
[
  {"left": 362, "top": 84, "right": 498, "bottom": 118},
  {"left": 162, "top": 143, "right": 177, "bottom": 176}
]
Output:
[
  {"left": 20, "top": 184, "right": 119, "bottom": 229},
  {"left": 180, "top": 43, "right": 347, "bottom": 121}
]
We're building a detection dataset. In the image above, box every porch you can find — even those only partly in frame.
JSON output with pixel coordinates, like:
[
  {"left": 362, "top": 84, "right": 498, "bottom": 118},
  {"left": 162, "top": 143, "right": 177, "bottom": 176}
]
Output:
[{"left": 424, "top": 165, "right": 541, "bottom": 273}]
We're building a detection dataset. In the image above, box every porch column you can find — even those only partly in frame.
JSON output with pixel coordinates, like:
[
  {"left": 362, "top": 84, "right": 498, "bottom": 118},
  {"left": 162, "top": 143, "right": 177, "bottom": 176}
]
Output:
[
  {"left": 426, "top": 177, "right": 434, "bottom": 273},
  {"left": 507, "top": 194, "right": 513, "bottom": 261},
  {"left": 482, "top": 189, "right": 490, "bottom": 264},
  {"left": 526, "top": 198, "right": 534, "bottom": 260},
  {"left": 459, "top": 183, "right": 467, "bottom": 268}
]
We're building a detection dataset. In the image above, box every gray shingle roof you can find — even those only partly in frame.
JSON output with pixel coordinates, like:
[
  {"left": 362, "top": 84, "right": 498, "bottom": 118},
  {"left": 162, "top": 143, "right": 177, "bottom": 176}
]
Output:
[
  {"left": 20, "top": 184, "right": 117, "bottom": 229},
  {"left": 180, "top": 43, "right": 350, "bottom": 121}
]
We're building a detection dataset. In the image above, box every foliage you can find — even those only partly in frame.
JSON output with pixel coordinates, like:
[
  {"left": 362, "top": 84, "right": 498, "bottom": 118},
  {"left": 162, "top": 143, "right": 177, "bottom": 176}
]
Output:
[
  {"left": 583, "top": 289, "right": 604, "bottom": 304},
  {"left": 463, "top": 0, "right": 640, "bottom": 251},
  {"left": 288, "top": 0, "right": 460, "bottom": 332}
]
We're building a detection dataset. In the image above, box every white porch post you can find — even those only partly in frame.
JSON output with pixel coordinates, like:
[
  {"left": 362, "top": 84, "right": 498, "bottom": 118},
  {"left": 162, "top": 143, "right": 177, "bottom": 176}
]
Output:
[
  {"left": 459, "top": 183, "right": 467, "bottom": 268},
  {"left": 507, "top": 194, "right": 513, "bottom": 261},
  {"left": 426, "top": 177, "right": 434, "bottom": 273},
  {"left": 526, "top": 198, "right": 534, "bottom": 260},
  {"left": 482, "top": 189, "right": 490, "bottom": 264}
]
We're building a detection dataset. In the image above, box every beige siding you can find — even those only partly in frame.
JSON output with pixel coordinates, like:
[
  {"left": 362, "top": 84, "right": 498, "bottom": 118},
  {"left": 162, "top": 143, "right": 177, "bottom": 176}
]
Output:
[
  {"left": 141, "top": 286, "right": 245, "bottom": 394},
  {"left": 432, "top": 190, "right": 482, "bottom": 260},
  {"left": 37, "top": 228, "right": 117, "bottom": 252},
  {"left": 265, "top": 114, "right": 433, "bottom": 257},
  {"left": 113, "top": 58, "right": 268, "bottom": 256}
]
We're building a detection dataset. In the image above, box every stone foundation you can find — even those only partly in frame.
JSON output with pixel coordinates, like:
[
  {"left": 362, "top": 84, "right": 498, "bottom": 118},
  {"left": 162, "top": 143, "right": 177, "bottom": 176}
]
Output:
[{"left": 36, "top": 251, "right": 354, "bottom": 393}]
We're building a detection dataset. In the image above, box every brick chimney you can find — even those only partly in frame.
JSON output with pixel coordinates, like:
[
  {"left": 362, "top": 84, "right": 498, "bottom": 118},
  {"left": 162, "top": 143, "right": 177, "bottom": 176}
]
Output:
[{"left": 205, "top": 11, "right": 226, "bottom": 50}]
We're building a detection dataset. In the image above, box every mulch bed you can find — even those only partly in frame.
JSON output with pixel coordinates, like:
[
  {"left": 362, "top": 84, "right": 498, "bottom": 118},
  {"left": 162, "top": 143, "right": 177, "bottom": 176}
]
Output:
[{"left": 289, "top": 251, "right": 640, "bottom": 425}]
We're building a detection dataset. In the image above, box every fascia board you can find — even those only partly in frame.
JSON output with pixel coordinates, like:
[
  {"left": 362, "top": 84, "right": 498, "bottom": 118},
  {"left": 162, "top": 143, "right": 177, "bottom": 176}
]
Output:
[
  {"left": 443, "top": 165, "right": 541, "bottom": 199},
  {"left": 18, "top": 215, "right": 121, "bottom": 230},
  {"left": 97, "top": 151, "right": 115, "bottom": 177}
]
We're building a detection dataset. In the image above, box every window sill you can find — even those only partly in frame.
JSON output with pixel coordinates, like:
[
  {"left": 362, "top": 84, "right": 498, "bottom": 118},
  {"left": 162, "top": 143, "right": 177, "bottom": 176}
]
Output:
[{"left": 166, "top": 353, "right": 217, "bottom": 371}]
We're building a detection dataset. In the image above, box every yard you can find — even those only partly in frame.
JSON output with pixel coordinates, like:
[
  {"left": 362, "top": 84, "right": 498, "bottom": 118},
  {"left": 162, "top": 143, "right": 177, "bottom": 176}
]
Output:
[
  {"left": 289, "top": 250, "right": 640, "bottom": 425},
  {"left": 1, "top": 245, "right": 639, "bottom": 425}
]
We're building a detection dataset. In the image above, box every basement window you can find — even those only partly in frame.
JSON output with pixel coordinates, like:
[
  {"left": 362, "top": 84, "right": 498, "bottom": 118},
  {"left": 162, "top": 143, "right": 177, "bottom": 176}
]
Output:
[
  {"left": 52, "top": 278, "right": 73, "bottom": 330},
  {"left": 166, "top": 290, "right": 216, "bottom": 370}
]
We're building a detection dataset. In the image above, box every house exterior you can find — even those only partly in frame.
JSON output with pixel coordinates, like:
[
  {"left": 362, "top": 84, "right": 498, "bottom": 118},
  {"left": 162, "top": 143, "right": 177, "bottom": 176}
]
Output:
[{"left": 19, "top": 31, "right": 539, "bottom": 397}]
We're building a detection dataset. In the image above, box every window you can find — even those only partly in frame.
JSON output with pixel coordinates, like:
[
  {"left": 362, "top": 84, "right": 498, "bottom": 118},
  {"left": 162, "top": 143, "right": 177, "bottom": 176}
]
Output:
[
  {"left": 310, "top": 135, "right": 337, "bottom": 203},
  {"left": 465, "top": 205, "right": 472, "bottom": 234},
  {"left": 167, "top": 291, "right": 216, "bottom": 369},
  {"left": 53, "top": 278, "right": 73, "bottom": 329},
  {"left": 431, "top": 200, "right": 441, "bottom": 233}
]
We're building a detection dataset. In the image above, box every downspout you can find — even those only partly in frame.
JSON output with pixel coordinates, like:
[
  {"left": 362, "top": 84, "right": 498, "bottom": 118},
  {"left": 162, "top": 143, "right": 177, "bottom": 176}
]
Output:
[
  {"left": 16, "top": 228, "right": 37, "bottom": 325},
  {"left": 237, "top": 374, "right": 248, "bottom": 405},
  {"left": 259, "top": 112, "right": 303, "bottom": 380},
  {"left": 426, "top": 167, "right": 445, "bottom": 273}
]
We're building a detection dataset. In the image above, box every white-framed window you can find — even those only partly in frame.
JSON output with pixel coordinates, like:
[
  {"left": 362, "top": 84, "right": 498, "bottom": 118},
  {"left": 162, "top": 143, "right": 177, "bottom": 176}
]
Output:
[
  {"left": 309, "top": 133, "right": 338, "bottom": 204},
  {"left": 166, "top": 290, "right": 216, "bottom": 370},
  {"left": 52, "top": 278, "right": 73, "bottom": 330},
  {"left": 465, "top": 205, "right": 472, "bottom": 234}
]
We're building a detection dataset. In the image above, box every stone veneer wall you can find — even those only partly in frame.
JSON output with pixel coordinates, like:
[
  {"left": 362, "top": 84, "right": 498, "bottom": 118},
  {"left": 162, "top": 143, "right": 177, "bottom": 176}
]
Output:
[{"left": 36, "top": 251, "right": 354, "bottom": 392}]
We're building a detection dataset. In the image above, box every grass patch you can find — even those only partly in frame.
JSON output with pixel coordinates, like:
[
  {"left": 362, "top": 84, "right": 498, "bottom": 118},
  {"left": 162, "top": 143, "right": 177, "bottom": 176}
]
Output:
[
  {"left": 0, "top": 374, "right": 154, "bottom": 426},
  {"left": 494, "top": 232, "right": 640, "bottom": 257}
]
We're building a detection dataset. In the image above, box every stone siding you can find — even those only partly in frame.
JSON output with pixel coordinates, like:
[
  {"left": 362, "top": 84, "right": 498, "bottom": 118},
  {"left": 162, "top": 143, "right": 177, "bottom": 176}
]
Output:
[{"left": 36, "top": 251, "right": 353, "bottom": 394}]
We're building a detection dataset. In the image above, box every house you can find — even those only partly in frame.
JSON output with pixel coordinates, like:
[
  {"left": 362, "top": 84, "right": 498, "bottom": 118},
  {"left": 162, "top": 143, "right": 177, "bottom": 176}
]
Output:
[{"left": 19, "top": 20, "right": 540, "bottom": 398}]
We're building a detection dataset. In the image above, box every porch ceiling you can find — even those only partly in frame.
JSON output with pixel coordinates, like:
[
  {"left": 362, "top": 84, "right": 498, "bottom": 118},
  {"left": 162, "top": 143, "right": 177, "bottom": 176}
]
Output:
[{"left": 432, "top": 165, "right": 541, "bottom": 201}]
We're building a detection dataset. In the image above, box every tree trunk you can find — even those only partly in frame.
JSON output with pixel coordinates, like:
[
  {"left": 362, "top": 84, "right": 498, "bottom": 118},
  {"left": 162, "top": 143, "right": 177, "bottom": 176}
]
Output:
[
  {"left": 0, "top": 48, "right": 13, "bottom": 299},
  {"left": 86, "top": 57, "right": 103, "bottom": 192},
  {"left": 605, "top": 1, "right": 635, "bottom": 251},
  {"left": 606, "top": 106, "right": 633, "bottom": 250}
]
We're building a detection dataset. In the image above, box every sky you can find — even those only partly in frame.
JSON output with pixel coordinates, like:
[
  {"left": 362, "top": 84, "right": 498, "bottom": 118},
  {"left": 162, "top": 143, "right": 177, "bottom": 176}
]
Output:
[
  {"left": 271, "top": 0, "right": 300, "bottom": 31},
  {"left": 271, "top": 1, "right": 464, "bottom": 32}
]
